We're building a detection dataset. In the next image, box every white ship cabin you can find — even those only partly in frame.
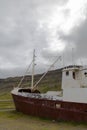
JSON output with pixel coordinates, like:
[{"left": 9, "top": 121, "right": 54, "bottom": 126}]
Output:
[{"left": 62, "top": 65, "right": 87, "bottom": 103}]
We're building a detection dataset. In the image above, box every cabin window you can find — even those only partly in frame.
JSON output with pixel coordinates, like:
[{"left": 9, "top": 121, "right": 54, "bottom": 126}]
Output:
[
  {"left": 66, "top": 71, "right": 69, "bottom": 76},
  {"left": 73, "top": 72, "right": 75, "bottom": 79},
  {"left": 84, "top": 72, "right": 87, "bottom": 77}
]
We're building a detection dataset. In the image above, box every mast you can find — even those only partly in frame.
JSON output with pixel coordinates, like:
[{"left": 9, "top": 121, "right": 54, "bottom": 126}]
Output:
[{"left": 31, "top": 49, "right": 35, "bottom": 89}]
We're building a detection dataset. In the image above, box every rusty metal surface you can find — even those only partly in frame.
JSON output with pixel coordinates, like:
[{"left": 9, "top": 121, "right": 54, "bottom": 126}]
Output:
[{"left": 12, "top": 94, "right": 87, "bottom": 122}]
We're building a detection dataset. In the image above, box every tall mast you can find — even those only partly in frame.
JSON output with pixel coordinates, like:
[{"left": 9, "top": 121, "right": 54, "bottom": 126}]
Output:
[{"left": 31, "top": 49, "right": 35, "bottom": 89}]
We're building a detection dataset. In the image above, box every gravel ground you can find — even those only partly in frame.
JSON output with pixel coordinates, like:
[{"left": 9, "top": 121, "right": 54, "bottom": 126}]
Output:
[{"left": 0, "top": 110, "right": 87, "bottom": 130}]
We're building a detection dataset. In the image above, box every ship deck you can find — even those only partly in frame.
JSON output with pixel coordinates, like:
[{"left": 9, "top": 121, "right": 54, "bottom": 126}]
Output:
[{"left": 11, "top": 87, "right": 63, "bottom": 101}]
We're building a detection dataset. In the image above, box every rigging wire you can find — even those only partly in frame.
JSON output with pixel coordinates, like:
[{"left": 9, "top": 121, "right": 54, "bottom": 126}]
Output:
[
  {"left": 17, "top": 60, "right": 33, "bottom": 88},
  {"left": 33, "top": 56, "right": 61, "bottom": 90}
]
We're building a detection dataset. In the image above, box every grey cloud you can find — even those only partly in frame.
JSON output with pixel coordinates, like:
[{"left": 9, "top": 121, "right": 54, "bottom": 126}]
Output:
[
  {"left": 57, "top": 17, "right": 87, "bottom": 65},
  {"left": 0, "top": 0, "right": 86, "bottom": 78}
]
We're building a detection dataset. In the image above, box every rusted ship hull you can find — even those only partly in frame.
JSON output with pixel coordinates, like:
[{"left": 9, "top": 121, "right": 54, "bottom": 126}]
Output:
[{"left": 12, "top": 94, "right": 87, "bottom": 122}]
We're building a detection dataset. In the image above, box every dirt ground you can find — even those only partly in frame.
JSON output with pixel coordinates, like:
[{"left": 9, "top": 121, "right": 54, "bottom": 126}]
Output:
[{"left": 0, "top": 110, "right": 87, "bottom": 130}]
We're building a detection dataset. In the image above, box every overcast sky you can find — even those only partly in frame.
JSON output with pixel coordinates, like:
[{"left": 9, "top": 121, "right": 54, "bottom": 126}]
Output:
[{"left": 0, "top": 0, "right": 87, "bottom": 78}]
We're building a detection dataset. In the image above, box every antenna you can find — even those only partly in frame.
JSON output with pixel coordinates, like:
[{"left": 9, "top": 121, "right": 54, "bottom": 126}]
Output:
[
  {"left": 72, "top": 48, "right": 74, "bottom": 65},
  {"left": 63, "top": 52, "right": 64, "bottom": 67},
  {"left": 80, "top": 58, "right": 83, "bottom": 66}
]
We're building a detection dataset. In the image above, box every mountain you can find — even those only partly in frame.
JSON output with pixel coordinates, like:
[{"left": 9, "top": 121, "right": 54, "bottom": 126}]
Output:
[{"left": 0, "top": 68, "right": 62, "bottom": 93}]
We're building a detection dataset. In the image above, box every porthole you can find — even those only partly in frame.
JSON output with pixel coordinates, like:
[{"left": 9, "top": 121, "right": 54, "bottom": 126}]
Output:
[{"left": 66, "top": 71, "right": 69, "bottom": 76}]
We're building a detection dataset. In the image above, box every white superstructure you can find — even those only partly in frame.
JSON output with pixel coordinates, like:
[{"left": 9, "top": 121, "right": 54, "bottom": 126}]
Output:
[{"left": 62, "top": 65, "right": 87, "bottom": 103}]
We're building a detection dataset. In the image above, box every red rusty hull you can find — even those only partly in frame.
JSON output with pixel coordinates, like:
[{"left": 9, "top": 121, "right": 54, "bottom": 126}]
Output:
[{"left": 12, "top": 94, "right": 87, "bottom": 122}]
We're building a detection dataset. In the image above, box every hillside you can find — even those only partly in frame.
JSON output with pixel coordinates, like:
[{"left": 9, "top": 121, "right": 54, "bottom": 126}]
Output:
[{"left": 0, "top": 68, "right": 62, "bottom": 93}]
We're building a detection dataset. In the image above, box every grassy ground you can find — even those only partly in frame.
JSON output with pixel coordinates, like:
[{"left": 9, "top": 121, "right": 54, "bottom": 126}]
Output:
[
  {"left": 0, "top": 92, "right": 12, "bottom": 100},
  {"left": 39, "top": 85, "right": 61, "bottom": 93},
  {"left": 0, "top": 110, "right": 87, "bottom": 130},
  {"left": 0, "top": 92, "right": 14, "bottom": 109}
]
